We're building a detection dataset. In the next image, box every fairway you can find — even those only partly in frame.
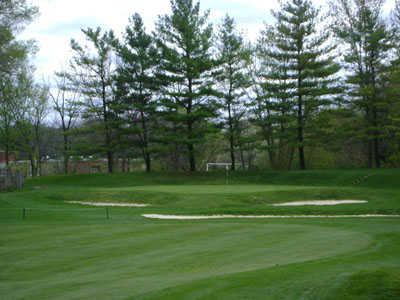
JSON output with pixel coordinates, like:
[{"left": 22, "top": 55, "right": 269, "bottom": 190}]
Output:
[{"left": 1, "top": 170, "right": 400, "bottom": 299}]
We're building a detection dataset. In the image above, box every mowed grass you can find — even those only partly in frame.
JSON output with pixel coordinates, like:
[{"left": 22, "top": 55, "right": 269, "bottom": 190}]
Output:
[{"left": 1, "top": 169, "right": 400, "bottom": 299}]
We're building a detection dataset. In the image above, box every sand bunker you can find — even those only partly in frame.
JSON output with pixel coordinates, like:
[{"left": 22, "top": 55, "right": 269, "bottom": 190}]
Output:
[
  {"left": 272, "top": 200, "right": 367, "bottom": 206},
  {"left": 67, "top": 201, "right": 149, "bottom": 207},
  {"left": 143, "top": 214, "right": 399, "bottom": 220}
]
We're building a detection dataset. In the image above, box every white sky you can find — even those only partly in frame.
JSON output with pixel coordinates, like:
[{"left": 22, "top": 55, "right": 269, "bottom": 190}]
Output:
[{"left": 21, "top": 0, "right": 396, "bottom": 80}]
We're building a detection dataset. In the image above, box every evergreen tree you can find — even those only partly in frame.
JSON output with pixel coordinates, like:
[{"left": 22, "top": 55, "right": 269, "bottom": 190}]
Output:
[
  {"left": 385, "top": 1, "right": 400, "bottom": 165},
  {"left": 385, "top": 60, "right": 400, "bottom": 166},
  {"left": 251, "top": 26, "right": 297, "bottom": 170},
  {"left": 216, "top": 15, "right": 251, "bottom": 170},
  {"left": 266, "top": 0, "right": 341, "bottom": 170},
  {"left": 68, "top": 27, "right": 117, "bottom": 173},
  {"left": 155, "top": 0, "right": 217, "bottom": 172},
  {"left": 331, "top": 0, "right": 392, "bottom": 168},
  {"left": 115, "top": 13, "right": 159, "bottom": 172}
]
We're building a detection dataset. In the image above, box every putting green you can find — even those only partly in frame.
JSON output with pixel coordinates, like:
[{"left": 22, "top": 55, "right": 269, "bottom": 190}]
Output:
[{"left": 1, "top": 222, "right": 370, "bottom": 299}]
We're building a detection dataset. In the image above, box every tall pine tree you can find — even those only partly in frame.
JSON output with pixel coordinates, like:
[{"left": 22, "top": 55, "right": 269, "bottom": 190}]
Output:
[
  {"left": 155, "top": 0, "right": 217, "bottom": 172},
  {"left": 216, "top": 15, "right": 251, "bottom": 170},
  {"left": 267, "top": 0, "right": 341, "bottom": 169},
  {"left": 331, "top": 0, "right": 392, "bottom": 168},
  {"left": 252, "top": 25, "right": 297, "bottom": 170},
  {"left": 115, "top": 13, "right": 159, "bottom": 172},
  {"left": 68, "top": 27, "right": 116, "bottom": 173},
  {"left": 385, "top": 0, "right": 400, "bottom": 165}
]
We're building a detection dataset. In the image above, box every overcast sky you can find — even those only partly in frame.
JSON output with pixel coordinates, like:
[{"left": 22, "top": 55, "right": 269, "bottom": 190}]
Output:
[{"left": 21, "top": 0, "right": 396, "bottom": 80}]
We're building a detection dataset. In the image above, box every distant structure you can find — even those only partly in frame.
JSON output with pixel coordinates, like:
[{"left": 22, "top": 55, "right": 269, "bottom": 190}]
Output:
[
  {"left": 0, "top": 151, "right": 16, "bottom": 168},
  {"left": 0, "top": 151, "right": 24, "bottom": 191}
]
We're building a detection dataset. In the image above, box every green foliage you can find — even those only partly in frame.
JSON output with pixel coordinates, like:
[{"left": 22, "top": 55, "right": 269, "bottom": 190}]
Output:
[
  {"left": 330, "top": 0, "right": 393, "bottom": 168},
  {"left": 0, "top": 0, "right": 38, "bottom": 76},
  {"left": 68, "top": 27, "right": 117, "bottom": 172},
  {"left": 0, "top": 0, "right": 38, "bottom": 165},
  {"left": 3, "top": 0, "right": 400, "bottom": 172},
  {"left": 254, "top": 0, "right": 341, "bottom": 170},
  {"left": 155, "top": 0, "right": 218, "bottom": 171},
  {"left": 216, "top": 15, "right": 251, "bottom": 170},
  {"left": 114, "top": 13, "right": 160, "bottom": 172}
]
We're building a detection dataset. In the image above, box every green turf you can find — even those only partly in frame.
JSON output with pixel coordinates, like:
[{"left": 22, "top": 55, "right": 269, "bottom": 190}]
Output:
[{"left": 1, "top": 169, "right": 400, "bottom": 299}]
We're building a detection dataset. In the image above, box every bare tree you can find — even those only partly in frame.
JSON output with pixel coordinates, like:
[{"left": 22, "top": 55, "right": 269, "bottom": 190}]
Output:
[
  {"left": 29, "top": 84, "right": 49, "bottom": 176},
  {"left": 49, "top": 72, "right": 80, "bottom": 174}
]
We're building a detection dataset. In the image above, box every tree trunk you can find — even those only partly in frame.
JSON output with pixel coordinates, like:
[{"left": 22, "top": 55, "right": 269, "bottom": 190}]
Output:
[
  {"left": 372, "top": 107, "right": 380, "bottom": 168},
  {"left": 268, "top": 148, "right": 275, "bottom": 169},
  {"left": 229, "top": 141, "right": 235, "bottom": 171},
  {"left": 63, "top": 130, "right": 69, "bottom": 174},
  {"left": 297, "top": 96, "right": 306, "bottom": 170},
  {"left": 227, "top": 102, "right": 236, "bottom": 171},
  {"left": 187, "top": 77, "right": 196, "bottom": 172},
  {"left": 298, "top": 141, "right": 306, "bottom": 170},
  {"left": 64, "top": 155, "right": 69, "bottom": 175},
  {"left": 260, "top": 118, "right": 276, "bottom": 169},
  {"left": 140, "top": 110, "right": 151, "bottom": 172},
  {"left": 107, "top": 150, "right": 113, "bottom": 173},
  {"left": 296, "top": 43, "right": 306, "bottom": 170},
  {"left": 239, "top": 145, "right": 246, "bottom": 170},
  {"left": 187, "top": 139, "right": 196, "bottom": 172},
  {"left": 288, "top": 146, "right": 295, "bottom": 170},
  {"left": 368, "top": 140, "right": 373, "bottom": 168},
  {"left": 30, "top": 154, "right": 37, "bottom": 177},
  {"left": 374, "top": 137, "right": 380, "bottom": 168},
  {"left": 34, "top": 123, "right": 41, "bottom": 176},
  {"left": 371, "top": 64, "right": 381, "bottom": 169},
  {"left": 64, "top": 155, "right": 69, "bottom": 174},
  {"left": 101, "top": 72, "right": 113, "bottom": 174},
  {"left": 144, "top": 152, "right": 151, "bottom": 172},
  {"left": 38, "top": 157, "right": 42, "bottom": 177},
  {"left": 5, "top": 144, "right": 9, "bottom": 167}
]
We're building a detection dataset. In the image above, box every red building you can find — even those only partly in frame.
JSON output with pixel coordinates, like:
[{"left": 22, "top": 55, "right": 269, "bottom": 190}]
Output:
[{"left": 0, "top": 151, "right": 16, "bottom": 166}]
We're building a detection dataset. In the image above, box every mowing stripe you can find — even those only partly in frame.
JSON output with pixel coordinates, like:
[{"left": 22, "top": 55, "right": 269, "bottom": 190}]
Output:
[
  {"left": 66, "top": 201, "right": 149, "bottom": 207},
  {"left": 143, "top": 214, "right": 400, "bottom": 220}
]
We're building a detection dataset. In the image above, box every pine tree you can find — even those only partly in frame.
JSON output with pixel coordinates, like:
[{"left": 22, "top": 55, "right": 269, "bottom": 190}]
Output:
[
  {"left": 68, "top": 27, "right": 116, "bottom": 173},
  {"left": 251, "top": 25, "right": 297, "bottom": 170},
  {"left": 331, "top": 0, "right": 392, "bottom": 168},
  {"left": 155, "top": 0, "right": 217, "bottom": 172},
  {"left": 216, "top": 15, "right": 251, "bottom": 170},
  {"left": 385, "top": 0, "right": 400, "bottom": 165},
  {"left": 115, "top": 13, "right": 159, "bottom": 172},
  {"left": 266, "top": 0, "right": 341, "bottom": 170}
]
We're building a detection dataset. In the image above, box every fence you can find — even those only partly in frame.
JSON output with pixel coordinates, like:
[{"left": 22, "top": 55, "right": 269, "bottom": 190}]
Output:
[{"left": 0, "top": 168, "right": 24, "bottom": 191}]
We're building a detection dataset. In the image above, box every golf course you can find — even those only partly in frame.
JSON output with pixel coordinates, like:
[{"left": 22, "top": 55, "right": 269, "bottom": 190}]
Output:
[{"left": 1, "top": 169, "right": 400, "bottom": 299}]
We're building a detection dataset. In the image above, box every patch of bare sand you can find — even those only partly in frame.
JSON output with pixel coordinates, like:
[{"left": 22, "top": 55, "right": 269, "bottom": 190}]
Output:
[
  {"left": 272, "top": 200, "right": 367, "bottom": 206},
  {"left": 142, "top": 214, "right": 399, "bottom": 220}
]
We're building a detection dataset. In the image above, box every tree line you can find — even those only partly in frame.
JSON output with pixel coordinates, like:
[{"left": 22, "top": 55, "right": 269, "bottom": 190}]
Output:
[{"left": 1, "top": 0, "right": 400, "bottom": 175}]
